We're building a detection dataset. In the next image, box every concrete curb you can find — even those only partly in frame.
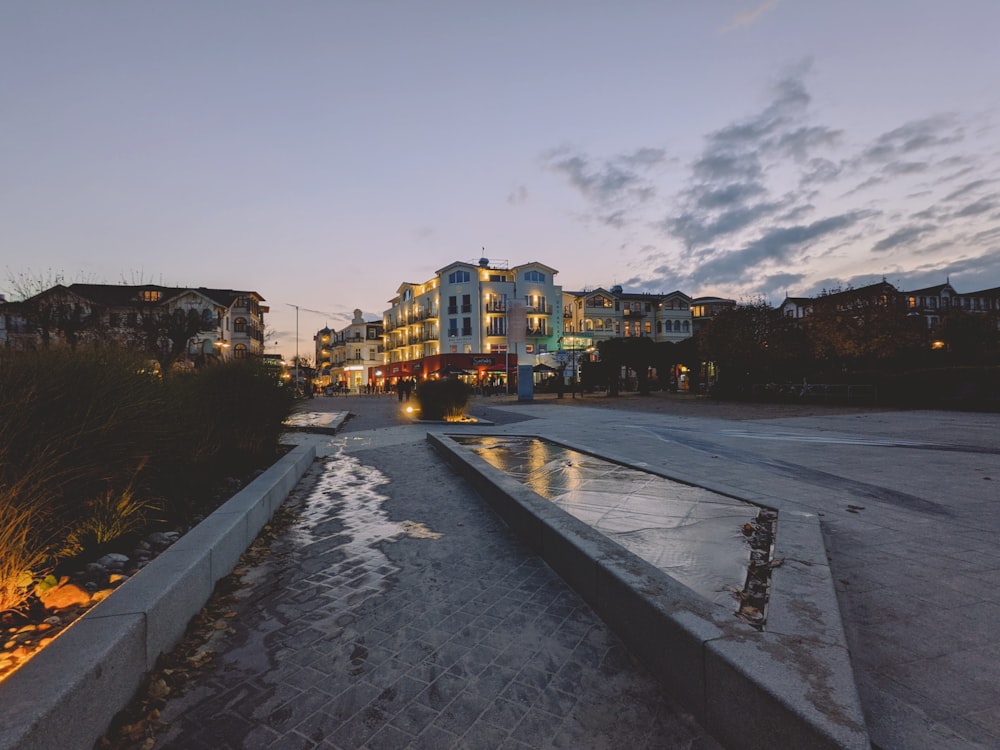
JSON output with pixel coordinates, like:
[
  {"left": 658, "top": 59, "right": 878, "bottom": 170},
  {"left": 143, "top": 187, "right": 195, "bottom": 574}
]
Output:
[
  {"left": 0, "top": 442, "right": 317, "bottom": 750},
  {"left": 427, "top": 432, "right": 870, "bottom": 750}
]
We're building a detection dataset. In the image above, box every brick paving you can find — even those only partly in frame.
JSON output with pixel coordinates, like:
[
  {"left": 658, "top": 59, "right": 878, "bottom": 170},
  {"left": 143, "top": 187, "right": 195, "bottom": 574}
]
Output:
[{"left": 155, "top": 395, "right": 719, "bottom": 749}]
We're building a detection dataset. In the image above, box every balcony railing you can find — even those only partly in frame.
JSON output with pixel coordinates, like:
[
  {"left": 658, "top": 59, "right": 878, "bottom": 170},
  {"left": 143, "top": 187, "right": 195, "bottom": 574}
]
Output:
[
  {"left": 525, "top": 303, "right": 550, "bottom": 314},
  {"left": 485, "top": 302, "right": 507, "bottom": 313},
  {"left": 525, "top": 327, "right": 548, "bottom": 337}
]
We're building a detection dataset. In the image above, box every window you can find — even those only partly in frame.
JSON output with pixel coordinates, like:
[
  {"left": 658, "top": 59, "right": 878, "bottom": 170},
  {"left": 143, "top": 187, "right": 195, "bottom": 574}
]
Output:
[
  {"left": 674, "top": 320, "right": 681, "bottom": 332},
  {"left": 142, "top": 290, "right": 162, "bottom": 302},
  {"left": 448, "top": 270, "right": 471, "bottom": 284},
  {"left": 595, "top": 318, "right": 604, "bottom": 330},
  {"left": 461, "top": 318, "right": 472, "bottom": 336},
  {"left": 448, "top": 319, "right": 458, "bottom": 337},
  {"left": 523, "top": 270, "right": 546, "bottom": 283},
  {"left": 461, "top": 294, "right": 471, "bottom": 313},
  {"left": 489, "top": 274, "right": 507, "bottom": 282},
  {"left": 644, "top": 321, "right": 652, "bottom": 335},
  {"left": 682, "top": 320, "right": 690, "bottom": 332},
  {"left": 369, "top": 348, "right": 376, "bottom": 360},
  {"left": 234, "top": 317, "right": 247, "bottom": 333},
  {"left": 448, "top": 296, "right": 458, "bottom": 314},
  {"left": 234, "top": 344, "right": 247, "bottom": 359},
  {"left": 605, "top": 318, "right": 612, "bottom": 331}
]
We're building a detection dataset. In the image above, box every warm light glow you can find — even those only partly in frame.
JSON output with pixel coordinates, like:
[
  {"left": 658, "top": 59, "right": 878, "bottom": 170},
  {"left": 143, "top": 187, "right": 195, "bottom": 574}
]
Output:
[{"left": 931, "top": 340, "right": 946, "bottom": 349}]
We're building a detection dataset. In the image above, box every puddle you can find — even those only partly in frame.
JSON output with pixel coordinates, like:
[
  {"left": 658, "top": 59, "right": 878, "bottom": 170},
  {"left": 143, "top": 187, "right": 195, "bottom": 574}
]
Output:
[
  {"left": 291, "top": 451, "right": 445, "bottom": 606},
  {"left": 456, "top": 436, "right": 763, "bottom": 610}
]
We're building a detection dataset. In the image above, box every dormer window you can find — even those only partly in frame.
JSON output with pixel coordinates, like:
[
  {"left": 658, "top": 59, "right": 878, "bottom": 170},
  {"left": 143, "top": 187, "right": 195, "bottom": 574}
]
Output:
[{"left": 142, "top": 290, "right": 162, "bottom": 302}]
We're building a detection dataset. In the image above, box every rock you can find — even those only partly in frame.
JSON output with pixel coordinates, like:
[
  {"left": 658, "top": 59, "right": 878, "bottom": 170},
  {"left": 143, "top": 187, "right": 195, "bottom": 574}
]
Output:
[
  {"left": 37, "top": 582, "right": 91, "bottom": 610},
  {"left": 85, "top": 562, "right": 107, "bottom": 575},
  {"left": 97, "top": 553, "right": 129, "bottom": 567}
]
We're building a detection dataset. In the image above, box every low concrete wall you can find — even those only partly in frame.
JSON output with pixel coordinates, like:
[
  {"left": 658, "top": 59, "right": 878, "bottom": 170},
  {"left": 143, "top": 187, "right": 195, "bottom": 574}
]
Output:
[
  {"left": 428, "top": 432, "right": 869, "bottom": 750},
  {"left": 0, "top": 442, "right": 316, "bottom": 750}
]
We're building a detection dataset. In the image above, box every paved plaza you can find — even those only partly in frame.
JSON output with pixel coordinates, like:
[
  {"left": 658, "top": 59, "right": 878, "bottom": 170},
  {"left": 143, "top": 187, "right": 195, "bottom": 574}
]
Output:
[{"left": 154, "top": 392, "right": 1000, "bottom": 749}]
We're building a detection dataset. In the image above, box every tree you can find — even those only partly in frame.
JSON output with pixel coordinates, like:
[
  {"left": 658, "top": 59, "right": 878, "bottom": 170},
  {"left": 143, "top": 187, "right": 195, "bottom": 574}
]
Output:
[
  {"left": 804, "top": 293, "right": 925, "bottom": 373},
  {"left": 698, "top": 300, "right": 783, "bottom": 390},
  {"left": 136, "top": 306, "right": 215, "bottom": 371},
  {"left": 932, "top": 310, "right": 1000, "bottom": 365}
]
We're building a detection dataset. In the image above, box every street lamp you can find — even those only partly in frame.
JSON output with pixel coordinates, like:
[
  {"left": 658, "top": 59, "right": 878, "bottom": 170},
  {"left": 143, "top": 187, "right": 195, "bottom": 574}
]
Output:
[{"left": 286, "top": 303, "right": 300, "bottom": 394}]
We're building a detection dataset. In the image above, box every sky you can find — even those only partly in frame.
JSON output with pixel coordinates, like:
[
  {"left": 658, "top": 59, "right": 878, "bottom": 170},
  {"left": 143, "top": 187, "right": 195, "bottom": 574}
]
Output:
[{"left": 3, "top": 1, "right": 1000, "bottom": 358}]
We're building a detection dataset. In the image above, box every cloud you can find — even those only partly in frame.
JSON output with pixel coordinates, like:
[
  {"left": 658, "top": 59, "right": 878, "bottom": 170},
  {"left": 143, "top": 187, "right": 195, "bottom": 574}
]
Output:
[
  {"left": 872, "top": 224, "right": 937, "bottom": 252},
  {"left": 506, "top": 185, "right": 528, "bottom": 205},
  {"left": 722, "top": 0, "right": 781, "bottom": 33},
  {"left": 944, "top": 179, "right": 993, "bottom": 202},
  {"left": 860, "top": 115, "right": 963, "bottom": 164},
  {"left": 542, "top": 145, "right": 669, "bottom": 233},
  {"left": 543, "top": 146, "right": 666, "bottom": 209},
  {"left": 688, "top": 211, "right": 870, "bottom": 286},
  {"left": 544, "top": 64, "right": 1000, "bottom": 300},
  {"left": 954, "top": 196, "right": 998, "bottom": 217}
]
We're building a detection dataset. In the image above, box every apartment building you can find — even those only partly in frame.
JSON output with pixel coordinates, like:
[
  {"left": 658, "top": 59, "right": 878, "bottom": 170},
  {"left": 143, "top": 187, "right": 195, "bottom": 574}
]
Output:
[
  {"left": 320, "top": 309, "right": 384, "bottom": 391},
  {"left": 562, "top": 286, "right": 719, "bottom": 344},
  {"left": 0, "top": 283, "right": 267, "bottom": 362},
  {"left": 382, "top": 258, "right": 562, "bottom": 385}
]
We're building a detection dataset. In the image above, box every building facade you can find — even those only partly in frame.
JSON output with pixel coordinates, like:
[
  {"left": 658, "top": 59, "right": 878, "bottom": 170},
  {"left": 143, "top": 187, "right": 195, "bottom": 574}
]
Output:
[
  {"left": 318, "top": 310, "right": 384, "bottom": 392},
  {"left": 0, "top": 283, "right": 267, "bottom": 364},
  {"left": 382, "top": 258, "right": 562, "bottom": 386}
]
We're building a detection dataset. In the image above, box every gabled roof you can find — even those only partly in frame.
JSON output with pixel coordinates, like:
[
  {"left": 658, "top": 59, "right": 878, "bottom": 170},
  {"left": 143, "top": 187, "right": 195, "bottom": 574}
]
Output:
[
  {"left": 964, "top": 285, "right": 1000, "bottom": 296},
  {"left": 903, "top": 282, "right": 955, "bottom": 297},
  {"left": 63, "top": 283, "right": 263, "bottom": 309}
]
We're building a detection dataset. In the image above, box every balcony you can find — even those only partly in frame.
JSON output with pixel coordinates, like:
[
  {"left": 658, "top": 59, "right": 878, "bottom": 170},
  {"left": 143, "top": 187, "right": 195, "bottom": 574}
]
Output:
[
  {"left": 525, "top": 303, "right": 550, "bottom": 314},
  {"left": 485, "top": 302, "right": 507, "bottom": 313},
  {"left": 525, "top": 327, "right": 548, "bottom": 338}
]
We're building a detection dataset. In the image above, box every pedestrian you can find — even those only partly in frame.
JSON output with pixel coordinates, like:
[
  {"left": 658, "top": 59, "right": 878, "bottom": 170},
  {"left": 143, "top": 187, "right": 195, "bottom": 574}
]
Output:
[{"left": 396, "top": 378, "right": 404, "bottom": 402}]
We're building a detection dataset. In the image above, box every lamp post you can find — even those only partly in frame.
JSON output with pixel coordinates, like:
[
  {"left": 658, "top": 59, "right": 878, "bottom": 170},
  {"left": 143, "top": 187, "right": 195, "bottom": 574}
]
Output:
[{"left": 286, "top": 303, "right": 300, "bottom": 395}]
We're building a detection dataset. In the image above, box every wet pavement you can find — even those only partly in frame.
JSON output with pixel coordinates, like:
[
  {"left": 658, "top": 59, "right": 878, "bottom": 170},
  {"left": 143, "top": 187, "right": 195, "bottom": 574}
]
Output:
[
  {"left": 155, "top": 394, "right": 720, "bottom": 750},
  {"left": 456, "top": 435, "right": 757, "bottom": 608},
  {"left": 153, "top": 392, "right": 1000, "bottom": 750}
]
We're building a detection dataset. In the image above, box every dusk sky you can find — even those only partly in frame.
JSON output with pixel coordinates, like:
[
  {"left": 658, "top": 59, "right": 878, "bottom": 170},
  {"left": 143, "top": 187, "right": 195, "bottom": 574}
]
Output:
[{"left": 3, "top": 1, "right": 999, "bottom": 358}]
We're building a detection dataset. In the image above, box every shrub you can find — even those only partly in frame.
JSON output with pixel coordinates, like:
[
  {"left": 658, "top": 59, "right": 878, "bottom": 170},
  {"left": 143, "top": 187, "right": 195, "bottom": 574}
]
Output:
[
  {"left": 415, "top": 378, "right": 471, "bottom": 420},
  {"left": 0, "top": 350, "right": 294, "bottom": 612},
  {"left": 156, "top": 358, "right": 294, "bottom": 520}
]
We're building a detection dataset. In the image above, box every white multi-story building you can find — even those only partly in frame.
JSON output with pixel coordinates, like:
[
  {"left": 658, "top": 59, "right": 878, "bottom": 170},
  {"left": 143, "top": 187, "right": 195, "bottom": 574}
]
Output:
[
  {"left": 562, "top": 286, "right": 699, "bottom": 344},
  {"left": 330, "top": 309, "right": 384, "bottom": 391},
  {"left": 382, "top": 258, "right": 562, "bottom": 386}
]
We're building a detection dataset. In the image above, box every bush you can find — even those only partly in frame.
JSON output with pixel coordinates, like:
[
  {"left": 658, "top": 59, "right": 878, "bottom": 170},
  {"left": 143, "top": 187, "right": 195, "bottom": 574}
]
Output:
[
  {"left": 415, "top": 378, "right": 471, "bottom": 420},
  {"left": 0, "top": 350, "right": 294, "bottom": 613}
]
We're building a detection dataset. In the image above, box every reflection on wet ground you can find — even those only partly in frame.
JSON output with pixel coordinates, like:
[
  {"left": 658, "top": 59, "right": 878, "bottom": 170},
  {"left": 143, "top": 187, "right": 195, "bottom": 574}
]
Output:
[{"left": 457, "top": 436, "right": 761, "bottom": 609}]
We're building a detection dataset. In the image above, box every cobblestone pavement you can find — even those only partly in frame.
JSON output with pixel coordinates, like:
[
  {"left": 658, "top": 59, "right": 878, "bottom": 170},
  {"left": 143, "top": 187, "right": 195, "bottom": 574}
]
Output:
[{"left": 155, "top": 395, "right": 720, "bottom": 750}]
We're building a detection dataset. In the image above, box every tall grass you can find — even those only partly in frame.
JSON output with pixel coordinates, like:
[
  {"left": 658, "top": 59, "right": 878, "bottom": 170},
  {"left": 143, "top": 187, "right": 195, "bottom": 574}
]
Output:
[{"left": 0, "top": 349, "right": 294, "bottom": 613}]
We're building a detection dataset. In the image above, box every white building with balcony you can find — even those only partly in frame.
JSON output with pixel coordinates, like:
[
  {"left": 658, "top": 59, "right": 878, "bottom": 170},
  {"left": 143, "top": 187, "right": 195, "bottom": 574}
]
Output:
[{"left": 382, "top": 258, "right": 562, "bottom": 385}]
